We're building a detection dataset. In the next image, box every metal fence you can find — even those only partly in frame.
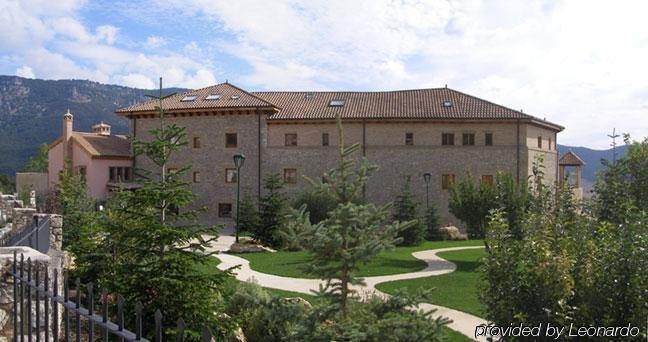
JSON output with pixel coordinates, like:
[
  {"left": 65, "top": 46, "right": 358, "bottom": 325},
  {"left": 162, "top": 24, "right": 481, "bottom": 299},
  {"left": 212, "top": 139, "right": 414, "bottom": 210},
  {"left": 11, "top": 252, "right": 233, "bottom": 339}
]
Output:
[
  {"left": 10, "top": 252, "right": 217, "bottom": 342},
  {"left": 0, "top": 216, "right": 50, "bottom": 254}
]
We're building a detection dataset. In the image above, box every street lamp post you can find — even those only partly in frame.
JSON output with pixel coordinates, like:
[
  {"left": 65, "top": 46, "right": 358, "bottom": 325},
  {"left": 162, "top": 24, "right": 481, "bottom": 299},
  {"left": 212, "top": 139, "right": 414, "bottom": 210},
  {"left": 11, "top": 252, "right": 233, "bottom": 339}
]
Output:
[
  {"left": 233, "top": 153, "right": 246, "bottom": 243},
  {"left": 423, "top": 173, "right": 431, "bottom": 210}
]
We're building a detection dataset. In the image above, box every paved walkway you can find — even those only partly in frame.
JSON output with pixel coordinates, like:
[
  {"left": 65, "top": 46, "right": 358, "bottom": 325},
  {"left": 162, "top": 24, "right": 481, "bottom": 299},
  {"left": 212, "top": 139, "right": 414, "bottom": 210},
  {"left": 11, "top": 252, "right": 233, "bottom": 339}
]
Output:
[{"left": 207, "top": 235, "right": 487, "bottom": 341}]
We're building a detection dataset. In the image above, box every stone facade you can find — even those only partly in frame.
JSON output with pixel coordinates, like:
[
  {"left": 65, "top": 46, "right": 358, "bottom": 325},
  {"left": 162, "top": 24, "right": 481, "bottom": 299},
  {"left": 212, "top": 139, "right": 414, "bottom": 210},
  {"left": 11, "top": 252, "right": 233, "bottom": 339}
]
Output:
[{"left": 133, "top": 116, "right": 559, "bottom": 226}]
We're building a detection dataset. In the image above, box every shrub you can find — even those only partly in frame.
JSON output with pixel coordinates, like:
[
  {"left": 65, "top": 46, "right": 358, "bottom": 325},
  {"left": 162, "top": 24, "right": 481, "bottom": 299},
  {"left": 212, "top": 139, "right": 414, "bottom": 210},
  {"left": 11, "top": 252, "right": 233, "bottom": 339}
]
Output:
[
  {"left": 481, "top": 149, "right": 648, "bottom": 332},
  {"left": 448, "top": 174, "right": 497, "bottom": 238},
  {"left": 292, "top": 190, "right": 337, "bottom": 224},
  {"left": 226, "top": 282, "right": 308, "bottom": 341}
]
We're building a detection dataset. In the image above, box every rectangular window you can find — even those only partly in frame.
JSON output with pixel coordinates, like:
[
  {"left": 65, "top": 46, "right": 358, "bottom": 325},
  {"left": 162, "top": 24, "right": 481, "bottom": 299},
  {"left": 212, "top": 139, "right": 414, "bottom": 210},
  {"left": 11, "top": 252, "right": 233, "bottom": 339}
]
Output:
[
  {"left": 442, "top": 133, "right": 455, "bottom": 146},
  {"left": 109, "top": 167, "right": 133, "bottom": 182},
  {"left": 537, "top": 136, "right": 542, "bottom": 148},
  {"left": 462, "top": 133, "right": 475, "bottom": 146},
  {"left": 442, "top": 174, "right": 455, "bottom": 190},
  {"left": 76, "top": 166, "right": 87, "bottom": 177},
  {"left": 226, "top": 133, "right": 237, "bottom": 148},
  {"left": 548, "top": 138, "right": 552, "bottom": 150},
  {"left": 284, "top": 168, "right": 297, "bottom": 184},
  {"left": 193, "top": 171, "right": 201, "bottom": 183},
  {"left": 405, "top": 132, "right": 414, "bottom": 146},
  {"left": 218, "top": 203, "right": 233, "bottom": 218},
  {"left": 481, "top": 175, "right": 494, "bottom": 185},
  {"left": 485, "top": 133, "right": 493, "bottom": 146},
  {"left": 322, "top": 133, "right": 329, "bottom": 146},
  {"left": 225, "top": 168, "right": 237, "bottom": 183},
  {"left": 193, "top": 137, "right": 201, "bottom": 148},
  {"left": 285, "top": 133, "right": 298, "bottom": 146}
]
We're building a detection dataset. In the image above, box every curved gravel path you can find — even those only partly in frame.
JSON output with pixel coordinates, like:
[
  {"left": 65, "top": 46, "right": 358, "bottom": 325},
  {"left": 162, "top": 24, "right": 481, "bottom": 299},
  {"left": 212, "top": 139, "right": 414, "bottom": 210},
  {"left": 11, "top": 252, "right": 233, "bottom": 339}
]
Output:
[{"left": 208, "top": 235, "right": 487, "bottom": 341}]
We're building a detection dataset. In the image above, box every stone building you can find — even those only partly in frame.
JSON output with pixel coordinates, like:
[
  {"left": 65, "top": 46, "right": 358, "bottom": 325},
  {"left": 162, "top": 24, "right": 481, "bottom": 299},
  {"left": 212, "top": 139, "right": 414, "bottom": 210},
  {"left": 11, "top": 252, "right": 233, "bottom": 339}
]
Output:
[{"left": 116, "top": 82, "right": 563, "bottom": 225}]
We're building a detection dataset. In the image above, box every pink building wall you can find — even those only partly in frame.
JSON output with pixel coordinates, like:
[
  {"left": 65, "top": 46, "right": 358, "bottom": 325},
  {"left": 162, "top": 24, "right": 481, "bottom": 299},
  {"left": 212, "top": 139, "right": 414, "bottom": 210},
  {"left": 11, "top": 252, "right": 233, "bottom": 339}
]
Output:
[{"left": 48, "top": 140, "right": 132, "bottom": 200}]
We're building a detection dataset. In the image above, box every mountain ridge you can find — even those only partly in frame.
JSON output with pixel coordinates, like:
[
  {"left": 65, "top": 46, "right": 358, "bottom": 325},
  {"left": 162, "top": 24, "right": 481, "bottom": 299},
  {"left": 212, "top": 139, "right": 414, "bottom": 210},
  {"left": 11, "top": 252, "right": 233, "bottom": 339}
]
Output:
[{"left": 0, "top": 75, "right": 184, "bottom": 175}]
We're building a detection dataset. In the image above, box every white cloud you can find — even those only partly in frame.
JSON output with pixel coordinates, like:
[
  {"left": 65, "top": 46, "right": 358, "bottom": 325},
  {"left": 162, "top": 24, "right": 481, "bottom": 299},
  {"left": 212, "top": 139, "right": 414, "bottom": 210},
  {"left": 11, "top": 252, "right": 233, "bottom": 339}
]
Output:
[
  {"left": 15, "top": 66, "right": 35, "bottom": 78},
  {"left": 0, "top": 0, "right": 219, "bottom": 89},
  {"left": 96, "top": 25, "right": 119, "bottom": 44},
  {"left": 145, "top": 36, "right": 166, "bottom": 49},
  {"left": 161, "top": 0, "right": 648, "bottom": 148}
]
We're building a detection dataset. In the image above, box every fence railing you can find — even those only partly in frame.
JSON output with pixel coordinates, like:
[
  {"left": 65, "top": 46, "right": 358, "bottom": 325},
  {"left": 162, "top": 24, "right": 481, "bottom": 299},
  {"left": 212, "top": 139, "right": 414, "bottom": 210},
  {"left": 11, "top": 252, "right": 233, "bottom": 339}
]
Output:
[
  {"left": 0, "top": 216, "right": 50, "bottom": 254},
  {"left": 10, "top": 252, "right": 217, "bottom": 342}
]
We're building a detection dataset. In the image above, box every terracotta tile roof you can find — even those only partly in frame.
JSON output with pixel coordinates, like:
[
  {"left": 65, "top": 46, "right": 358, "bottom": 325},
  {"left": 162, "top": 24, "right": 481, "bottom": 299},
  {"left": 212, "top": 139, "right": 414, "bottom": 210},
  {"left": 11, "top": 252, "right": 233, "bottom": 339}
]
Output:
[
  {"left": 72, "top": 133, "right": 131, "bottom": 158},
  {"left": 116, "top": 83, "right": 277, "bottom": 114},
  {"left": 253, "top": 88, "right": 560, "bottom": 128},
  {"left": 117, "top": 83, "right": 562, "bottom": 130},
  {"left": 559, "top": 151, "right": 585, "bottom": 165}
]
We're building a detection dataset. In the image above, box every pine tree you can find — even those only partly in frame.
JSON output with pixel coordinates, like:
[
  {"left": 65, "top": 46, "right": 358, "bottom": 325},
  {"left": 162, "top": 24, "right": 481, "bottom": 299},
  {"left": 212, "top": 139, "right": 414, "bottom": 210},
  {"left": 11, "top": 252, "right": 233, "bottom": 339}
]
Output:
[
  {"left": 424, "top": 204, "right": 442, "bottom": 241},
  {"left": 298, "top": 113, "right": 413, "bottom": 318},
  {"left": 252, "top": 173, "right": 287, "bottom": 247},
  {"left": 236, "top": 193, "right": 260, "bottom": 233},
  {"left": 101, "top": 85, "right": 232, "bottom": 339},
  {"left": 392, "top": 175, "right": 425, "bottom": 245}
]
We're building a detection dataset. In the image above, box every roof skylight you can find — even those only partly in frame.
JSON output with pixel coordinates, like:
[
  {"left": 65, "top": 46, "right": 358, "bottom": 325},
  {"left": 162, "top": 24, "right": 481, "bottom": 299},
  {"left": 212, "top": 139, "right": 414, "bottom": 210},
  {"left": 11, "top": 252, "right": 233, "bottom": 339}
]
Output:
[
  {"left": 230, "top": 95, "right": 240, "bottom": 100},
  {"left": 442, "top": 100, "right": 453, "bottom": 107},
  {"left": 181, "top": 95, "right": 198, "bottom": 102},
  {"left": 205, "top": 94, "right": 221, "bottom": 100},
  {"left": 329, "top": 99, "right": 345, "bottom": 107},
  {"left": 305, "top": 92, "right": 314, "bottom": 99}
]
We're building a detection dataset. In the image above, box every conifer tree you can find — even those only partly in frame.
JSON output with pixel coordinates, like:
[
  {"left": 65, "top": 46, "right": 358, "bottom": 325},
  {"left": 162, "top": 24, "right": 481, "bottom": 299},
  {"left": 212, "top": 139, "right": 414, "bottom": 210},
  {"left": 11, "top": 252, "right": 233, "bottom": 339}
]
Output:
[
  {"left": 424, "top": 204, "right": 442, "bottom": 241},
  {"left": 236, "top": 193, "right": 260, "bottom": 234},
  {"left": 251, "top": 173, "right": 287, "bottom": 247},
  {"left": 392, "top": 175, "right": 425, "bottom": 245},
  {"left": 298, "top": 113, "right": 413, "bottom": 318},
  {"left": 101, "top": 84, "right": 232, "bottom": 338}
]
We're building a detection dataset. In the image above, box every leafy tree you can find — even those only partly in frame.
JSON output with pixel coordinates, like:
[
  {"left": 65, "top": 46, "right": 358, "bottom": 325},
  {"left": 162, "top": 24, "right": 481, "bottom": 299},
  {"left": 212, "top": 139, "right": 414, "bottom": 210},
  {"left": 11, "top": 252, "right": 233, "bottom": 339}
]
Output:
[
  {"left": 101, "top": 102, "right": 233, "bottom": 338},
  {"left": 424, "top": 204, "right": 442, "bottom": 241},
  {"left": 392, "top": 176, "right": 425, "bottom": 245},
  {"left": 0, "top": 175, "right": 15, "bottom": 194},
  {"left": 251, "top": 173, "right": 287, "bottom": 247},
  {"left": 292, "top": 190, "right": 337, "bottom": 224},
  {"left": 493, "top": 173, "right": 530, "bottom": 239},
  {"left": 21, "top": 143, "right": 49, "bottom": 172},
  {"left": 236, "top": 193, "right": 261, "bottom": 233},
  {"left": 481, "top": 151, "right": 648, "bottom": 334},
  {"left": 594, "top": 135, "right": 648, "bottom": 223},
  {"left": 448, "top": 174, "right": 497, "bottom": 238}
]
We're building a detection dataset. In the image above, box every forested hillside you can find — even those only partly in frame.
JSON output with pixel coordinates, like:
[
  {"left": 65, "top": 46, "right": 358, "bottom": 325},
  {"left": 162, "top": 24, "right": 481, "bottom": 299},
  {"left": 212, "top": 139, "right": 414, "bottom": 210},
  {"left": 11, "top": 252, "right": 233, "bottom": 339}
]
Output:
[{"left": 0, "top": 76, "right": 182, "bottom": 175}]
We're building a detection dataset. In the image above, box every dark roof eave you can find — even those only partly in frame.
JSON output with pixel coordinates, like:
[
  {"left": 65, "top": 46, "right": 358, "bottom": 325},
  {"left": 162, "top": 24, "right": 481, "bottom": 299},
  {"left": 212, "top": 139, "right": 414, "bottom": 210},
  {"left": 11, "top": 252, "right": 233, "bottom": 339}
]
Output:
[
  {"left": 115, "top": 105, "right": 280, "bottom": 117},
  {"left": 266, "top": 116, "right": 563, "bottom": 129}
]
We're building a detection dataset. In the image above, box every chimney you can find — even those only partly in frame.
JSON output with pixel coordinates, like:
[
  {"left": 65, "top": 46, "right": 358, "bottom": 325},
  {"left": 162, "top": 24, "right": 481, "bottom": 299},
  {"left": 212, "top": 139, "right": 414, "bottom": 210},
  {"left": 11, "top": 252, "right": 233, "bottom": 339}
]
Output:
[
  {"left": 92, "top": 121, "right": 111, "bottom": 136},
  {"left": 62, "top": 109, "right": 73, "bottom": 162}
]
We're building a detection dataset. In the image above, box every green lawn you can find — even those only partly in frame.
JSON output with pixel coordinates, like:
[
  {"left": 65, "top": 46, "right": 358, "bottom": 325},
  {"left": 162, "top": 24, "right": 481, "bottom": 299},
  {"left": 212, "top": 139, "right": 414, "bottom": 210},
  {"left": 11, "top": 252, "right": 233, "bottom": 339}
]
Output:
[
  {"left": 376, "top": 248, "right": 485, "bottom": 317},
  {"left": 235, "top": 240, "right": 484, "bottom": 278},
  {"left": 197, "top": 254, "right": 472, "bottom": 341}
]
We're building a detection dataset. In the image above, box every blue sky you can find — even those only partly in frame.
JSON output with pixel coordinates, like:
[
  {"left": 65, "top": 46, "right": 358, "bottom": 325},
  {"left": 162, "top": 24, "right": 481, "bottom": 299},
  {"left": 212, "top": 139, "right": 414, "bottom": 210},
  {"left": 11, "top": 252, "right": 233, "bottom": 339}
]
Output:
[{"left": 1, "top": 0, "right": 647, "bottom": 148}]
